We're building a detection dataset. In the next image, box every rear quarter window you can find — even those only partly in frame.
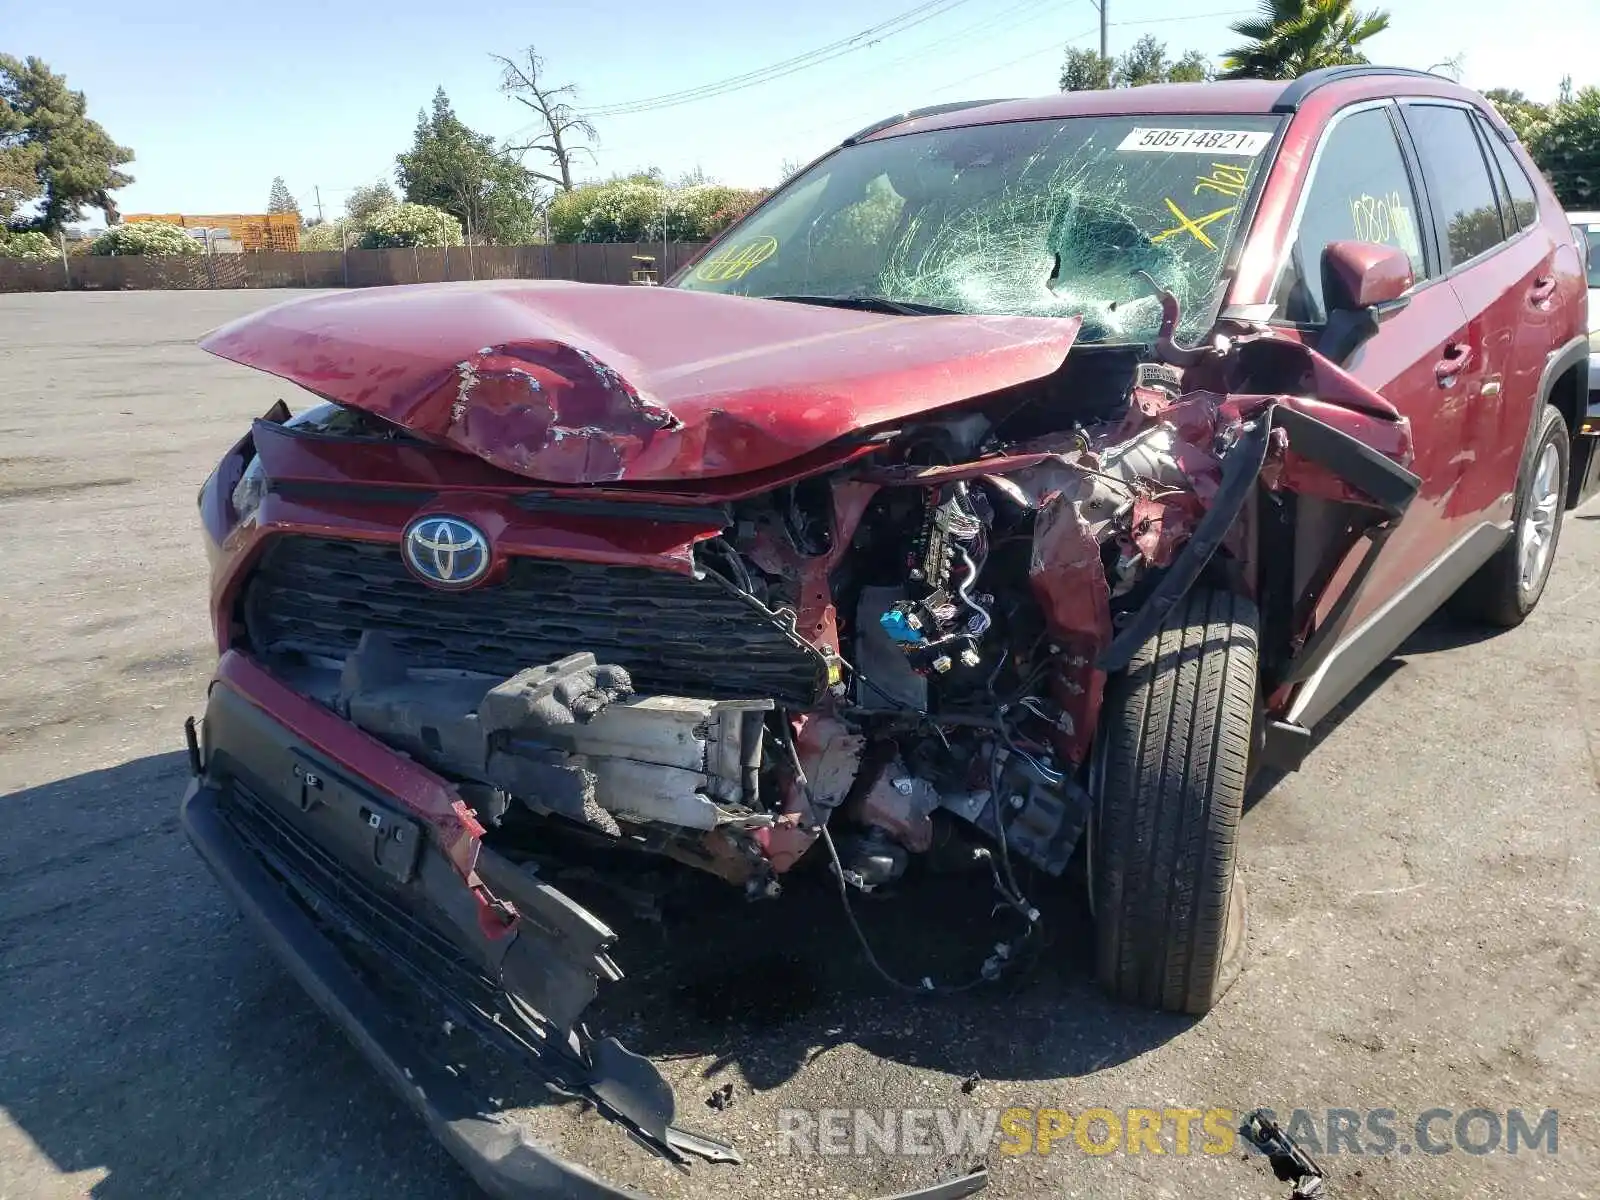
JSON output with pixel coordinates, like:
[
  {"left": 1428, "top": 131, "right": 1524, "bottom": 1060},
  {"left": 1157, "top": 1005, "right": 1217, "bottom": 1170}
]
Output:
[{"left": 1480, "top": 123, "right": 1541, "bottom": 232}]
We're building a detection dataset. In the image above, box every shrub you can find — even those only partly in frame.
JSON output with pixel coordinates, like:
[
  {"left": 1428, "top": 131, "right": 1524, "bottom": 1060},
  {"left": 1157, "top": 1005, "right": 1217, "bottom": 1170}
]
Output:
[
  {"left": 299, "top": 219, "right": 349, "bottom": 251},
  {"left": 680, "top": 184, "right": 767, "bottom": 238},
  {"left": 0, "top": 230, "right": 57, "bottom": 261},
  {"left": 88, "top": 221, "right": 201, "bottom": 256},
  {"left": 356, "top": 203, "right": 463, "bottom": 249},
  {"left": 548, "top": 180, "right": 769, "bottom": 243}
]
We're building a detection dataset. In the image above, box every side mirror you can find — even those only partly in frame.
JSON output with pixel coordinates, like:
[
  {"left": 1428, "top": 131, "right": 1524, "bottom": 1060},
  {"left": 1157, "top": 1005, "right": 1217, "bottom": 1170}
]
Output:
[
  {"left": 1318, "top": 241, "right": 1414, "bottom": 364},
  {"left": 1322, "top": 240, "right": 1413, "bottom": 312}
]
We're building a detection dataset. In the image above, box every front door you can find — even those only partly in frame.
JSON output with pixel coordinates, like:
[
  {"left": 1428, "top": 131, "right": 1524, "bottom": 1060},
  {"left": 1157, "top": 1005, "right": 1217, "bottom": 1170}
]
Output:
[{"left": 1268, "top": 100, "right": 1473, "bottom": 625}]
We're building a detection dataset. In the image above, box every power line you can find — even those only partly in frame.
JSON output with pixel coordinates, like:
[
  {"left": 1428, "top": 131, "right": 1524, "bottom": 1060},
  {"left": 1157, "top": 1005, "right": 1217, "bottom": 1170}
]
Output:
[
  {"left": 852, "top": 0, "right": 1064, "bottom": 77},
  {"left": 567, "top": 0, "right": 978, "bottom": 119},
  {"left": 927, "top": 23, "right": 1101, "bottom": 96},
  {"left": 744, "top": 0, "right": 1071, "bottom": 150},
  {"left": 1113, "top": 8, "right": 1252, "bottom": 24},
  {"left": 770, "top": 7, "right": 1254, "bottom": 157},
  {"left": 925, "top": 7, "right": 1255, "bottom": 96},
  {"left": 570, "top": 3, "right": 1255, "bottom": 132}
]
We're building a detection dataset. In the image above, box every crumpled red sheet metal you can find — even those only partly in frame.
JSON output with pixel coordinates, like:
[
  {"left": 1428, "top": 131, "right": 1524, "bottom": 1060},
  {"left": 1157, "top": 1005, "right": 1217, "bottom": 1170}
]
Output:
[
  {"left": 1028, "top": 497, "right": 1111, "bottom": 765},
  {"left": 200, "top": 281, "right": 1083, "bottom": 485}
]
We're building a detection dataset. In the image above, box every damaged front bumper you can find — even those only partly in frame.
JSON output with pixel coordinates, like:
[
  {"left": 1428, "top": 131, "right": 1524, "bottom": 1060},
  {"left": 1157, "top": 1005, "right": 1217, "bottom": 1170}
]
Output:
[{"left": 182, "top": 655, "right": 987, "bottom": 1200}]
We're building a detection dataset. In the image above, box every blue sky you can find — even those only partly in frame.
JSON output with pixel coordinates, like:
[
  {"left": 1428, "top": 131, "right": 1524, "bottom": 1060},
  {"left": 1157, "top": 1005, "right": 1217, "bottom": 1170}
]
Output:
[{"left": 5, "top": 0, "right": 1596, "bottom": 221}]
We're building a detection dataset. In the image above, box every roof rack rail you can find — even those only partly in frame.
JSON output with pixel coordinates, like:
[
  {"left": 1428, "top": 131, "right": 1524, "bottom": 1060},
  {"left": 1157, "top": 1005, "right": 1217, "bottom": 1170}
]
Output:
[
  {"left": 1273, "top": 65, "right": 1450, "bottom": 112},
  {"left": 840, "top": 98, "right": 1016, "bottom": 146}
]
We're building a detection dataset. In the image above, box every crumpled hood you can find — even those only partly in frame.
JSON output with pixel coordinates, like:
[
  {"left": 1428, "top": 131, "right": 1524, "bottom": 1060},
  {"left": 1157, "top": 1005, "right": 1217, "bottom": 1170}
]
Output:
[{"left": 200, "top": 279, "right": 1082, "bottom": 483}]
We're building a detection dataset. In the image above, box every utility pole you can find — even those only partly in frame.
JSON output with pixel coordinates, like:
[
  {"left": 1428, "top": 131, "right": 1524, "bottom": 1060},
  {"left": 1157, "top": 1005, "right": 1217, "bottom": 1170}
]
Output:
[
  {"left": 1087, "top": 0, "right": 1108, "bottom": 60},
  {"left": 314, "top": 186, "right": 325, "bottom": 224}
]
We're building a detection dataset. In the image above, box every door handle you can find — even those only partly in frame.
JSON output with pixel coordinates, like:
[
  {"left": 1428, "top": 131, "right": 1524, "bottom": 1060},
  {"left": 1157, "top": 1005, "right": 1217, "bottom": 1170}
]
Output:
[
  {"left": 1435, "top": 342, "right": 1472, "bottom": 386},
  {"left": 1529, "top": 275, "right": 1557, "bottom": 305}
]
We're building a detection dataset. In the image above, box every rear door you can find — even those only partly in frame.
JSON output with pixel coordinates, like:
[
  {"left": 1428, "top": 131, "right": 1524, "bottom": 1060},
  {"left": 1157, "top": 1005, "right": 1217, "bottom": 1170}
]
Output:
[
  {"left": 1398, "top": 101, "right": 1548, "bottom": 528},
  {"left": 1268, "top": 101, "right": 1470, "bottom": 623}
]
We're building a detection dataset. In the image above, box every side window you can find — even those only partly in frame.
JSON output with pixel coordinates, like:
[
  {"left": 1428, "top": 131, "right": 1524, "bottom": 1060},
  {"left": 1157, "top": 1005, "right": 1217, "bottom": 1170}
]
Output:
[
  {"left": 1478, "top": 116, "right": 1540, "bottom": 231},
  {"left": 1403, "top": 103, "right": 1508, "bottom": 268},
  {"left": 1276, "top": 105, "right": 1425, "bottom": 324}
]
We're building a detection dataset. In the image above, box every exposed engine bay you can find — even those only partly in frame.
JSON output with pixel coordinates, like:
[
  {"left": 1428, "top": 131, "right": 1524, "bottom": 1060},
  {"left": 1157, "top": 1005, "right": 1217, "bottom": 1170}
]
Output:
[{"left": 249, "top": 306, "right": 1416, "bottom": 1001}]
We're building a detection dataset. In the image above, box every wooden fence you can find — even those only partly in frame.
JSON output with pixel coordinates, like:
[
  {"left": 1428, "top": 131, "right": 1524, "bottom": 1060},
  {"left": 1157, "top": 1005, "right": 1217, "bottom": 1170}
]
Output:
[{"left": 0, "top": 241, "right": 710, "bottom": 294}]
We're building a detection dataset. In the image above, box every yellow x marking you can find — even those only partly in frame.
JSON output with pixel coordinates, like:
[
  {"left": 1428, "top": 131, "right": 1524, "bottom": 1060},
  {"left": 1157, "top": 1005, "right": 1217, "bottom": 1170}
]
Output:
[{"left": 1151, "top": 198, "right": 1238, "bottom": 251}]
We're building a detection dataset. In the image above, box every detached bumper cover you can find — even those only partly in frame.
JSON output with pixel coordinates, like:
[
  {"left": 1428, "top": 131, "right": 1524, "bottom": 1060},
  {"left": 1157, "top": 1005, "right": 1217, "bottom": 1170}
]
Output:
[
  {"left": 182, "top": 664, "right": 989, "bottom": 1200},
  {"left": 183, "top": 779, "right": 639, "bottom": 1200}
]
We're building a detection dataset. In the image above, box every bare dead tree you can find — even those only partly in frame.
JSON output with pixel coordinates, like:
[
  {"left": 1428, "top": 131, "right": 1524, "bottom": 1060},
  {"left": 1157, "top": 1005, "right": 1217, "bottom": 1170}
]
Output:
[{"left": 492, "top": 48, "right": 597, "bottom": 192}]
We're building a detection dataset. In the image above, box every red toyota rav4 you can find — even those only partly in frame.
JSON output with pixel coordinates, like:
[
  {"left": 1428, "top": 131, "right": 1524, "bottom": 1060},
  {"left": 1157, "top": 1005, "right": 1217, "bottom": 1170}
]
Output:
[{"left": 184, "top": 67, "right": 1596, "bottom": 1198}]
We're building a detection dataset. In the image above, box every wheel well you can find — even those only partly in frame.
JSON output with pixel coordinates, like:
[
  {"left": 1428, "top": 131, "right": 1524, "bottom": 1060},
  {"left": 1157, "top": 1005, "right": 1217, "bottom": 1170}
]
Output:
[
  {"left": 1545, "top": 360, "right": 1595, "bottom": 509},
  {"left": 1546, "top": 360, "right": 1585, "bottom": 440}
]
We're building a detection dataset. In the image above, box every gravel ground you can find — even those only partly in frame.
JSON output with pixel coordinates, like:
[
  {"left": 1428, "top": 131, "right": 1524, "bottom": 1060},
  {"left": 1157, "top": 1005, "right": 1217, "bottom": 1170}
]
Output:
[{"left": 2, "top": 288, "right": 1598, "bottom": 1200}]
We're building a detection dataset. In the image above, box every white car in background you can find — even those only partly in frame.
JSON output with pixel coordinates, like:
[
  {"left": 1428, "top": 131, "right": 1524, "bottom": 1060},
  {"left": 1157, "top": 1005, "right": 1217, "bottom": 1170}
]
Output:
[{"left": 1571, "top": 213, "right": 1600, "bottom": 404}]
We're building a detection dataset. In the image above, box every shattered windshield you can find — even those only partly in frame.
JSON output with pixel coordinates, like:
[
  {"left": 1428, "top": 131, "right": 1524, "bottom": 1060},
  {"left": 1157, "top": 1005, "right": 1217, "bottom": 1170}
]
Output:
[{"left": 676, "top": 115, "right": 1281, "bottom": 344}]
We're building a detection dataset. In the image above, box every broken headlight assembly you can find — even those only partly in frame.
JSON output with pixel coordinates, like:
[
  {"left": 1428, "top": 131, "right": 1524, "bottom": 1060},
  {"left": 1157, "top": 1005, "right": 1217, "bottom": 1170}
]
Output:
[
  {"left": 231, "top": 454, "right": 267, "bottom": 523},
  {"left": 228, "top": 401, "right": 413, "bottom": 524}
]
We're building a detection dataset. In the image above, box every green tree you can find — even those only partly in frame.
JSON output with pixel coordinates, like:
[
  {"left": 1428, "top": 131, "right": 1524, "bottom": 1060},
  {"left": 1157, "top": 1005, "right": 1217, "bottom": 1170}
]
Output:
[
  {"left": 266, "top": 176, "right": 298, "bottom": 215},
  {"left": 0, "top": 136, "right": 40, "bottom": 223},
  {"left": 1113, "top": 35, "right": 1171, "bottom": 87},
  {"left": 356, "top": 202, "right": 463, "bottom": 248},
  {"left": 1061, "top": 39, "right": 1211, "bottom": 91},
  {"left": 1059, "top": 46, "right": 1114, "bottom": 91},
  {"left": 1484, "top": 88, "right": 1551, "bottom": 146},
  {"left": 1220, "top": 0, "right": 1390, "bottom": 80},
  {"left": 493, "top": 47, "right": 597, "bottom": 192},
  {"left": 345, "top": 181, "right": 397, "bottom": 225},
  {"left": 1531, "top": 86, "right": 1600, "bottom": 209},
  {"left": 1168, "top": 49, "right": 1214, "bottom": 83},
  {"left": 0, "top": 55, "right": 133, "bottom": 233},
  {"left": 396, "top": 88, "right": 540, "bottom": 243}
]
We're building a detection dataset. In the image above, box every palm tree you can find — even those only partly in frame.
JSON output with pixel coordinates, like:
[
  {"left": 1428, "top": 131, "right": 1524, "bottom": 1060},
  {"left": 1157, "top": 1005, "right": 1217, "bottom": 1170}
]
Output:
[{"left": 1219, "top": 0, "right": 1391, "bottom": 80}]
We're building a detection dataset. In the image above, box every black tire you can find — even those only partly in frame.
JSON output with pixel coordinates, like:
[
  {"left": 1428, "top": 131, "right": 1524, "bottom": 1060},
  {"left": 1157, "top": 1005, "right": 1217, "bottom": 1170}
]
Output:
[
  {"left": 1090, "top": 588, "right": 1255, "bottom": 1015},
  {"left": 1449, "top": 405, "right": 1570, "bottom": 628}
]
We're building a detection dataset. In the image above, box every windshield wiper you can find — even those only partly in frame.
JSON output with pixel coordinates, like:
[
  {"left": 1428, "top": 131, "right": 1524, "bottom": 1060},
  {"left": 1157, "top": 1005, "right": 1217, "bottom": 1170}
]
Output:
[{"left": 766, "top": 294, "right": 958, "bottom": 316}]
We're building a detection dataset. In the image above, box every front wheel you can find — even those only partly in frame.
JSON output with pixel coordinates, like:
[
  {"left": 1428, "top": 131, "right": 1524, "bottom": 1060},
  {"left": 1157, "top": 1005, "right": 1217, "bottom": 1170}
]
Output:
[{"left": 1090, "top": 588, "right": 1255, "bottom": 1015}]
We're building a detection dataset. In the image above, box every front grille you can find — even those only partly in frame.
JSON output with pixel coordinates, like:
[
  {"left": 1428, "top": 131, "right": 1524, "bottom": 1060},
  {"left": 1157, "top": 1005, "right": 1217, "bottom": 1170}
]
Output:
[{"left": 242, "top": 535, "right": 825, "bottom": 705}]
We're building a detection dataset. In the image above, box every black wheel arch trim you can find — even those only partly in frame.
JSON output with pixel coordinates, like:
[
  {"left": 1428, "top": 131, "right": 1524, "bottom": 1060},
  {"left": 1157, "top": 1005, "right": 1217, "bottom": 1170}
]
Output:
[{"left": 1532, "top": 335, "right": 1590, "bottom": 448}]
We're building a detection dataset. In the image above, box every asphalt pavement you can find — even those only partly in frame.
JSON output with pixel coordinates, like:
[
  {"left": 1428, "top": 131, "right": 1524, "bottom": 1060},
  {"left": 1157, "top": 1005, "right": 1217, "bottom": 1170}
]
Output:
[{"left": 2, "top": 288, "right": 1598, "bottom": 1200}]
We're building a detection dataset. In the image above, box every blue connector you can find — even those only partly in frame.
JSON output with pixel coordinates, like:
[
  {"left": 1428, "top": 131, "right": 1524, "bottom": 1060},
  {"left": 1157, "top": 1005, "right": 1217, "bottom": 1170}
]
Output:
[{"left": 880, "top": 608, "right": 926, "bottom": 645}]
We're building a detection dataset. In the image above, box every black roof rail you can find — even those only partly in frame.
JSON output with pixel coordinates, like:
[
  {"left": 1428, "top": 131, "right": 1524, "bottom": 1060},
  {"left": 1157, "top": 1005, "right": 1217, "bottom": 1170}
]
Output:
[
  {"left": 1272, "top": 65, "right": 1452, "bottom": 112},
  {"left": 840, "top": 98, "right": 1017, "bottom": 146}
]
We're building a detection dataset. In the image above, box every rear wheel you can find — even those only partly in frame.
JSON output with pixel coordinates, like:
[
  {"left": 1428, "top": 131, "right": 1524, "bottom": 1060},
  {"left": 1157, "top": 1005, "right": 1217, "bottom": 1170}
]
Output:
[
  {"left": 1450, "top": 405, "right": 1570, "bottom": 627},
  {"left": 1090, "top": 588, "right": 1255, "bottom": 1015}
]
